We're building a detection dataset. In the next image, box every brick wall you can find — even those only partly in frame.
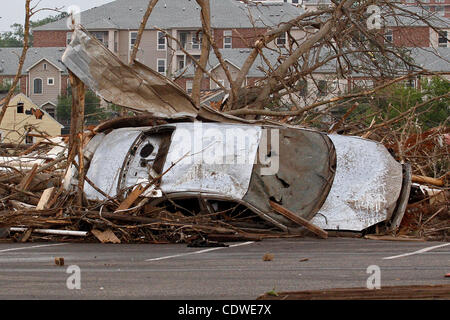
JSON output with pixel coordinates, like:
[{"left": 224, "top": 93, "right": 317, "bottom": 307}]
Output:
[
  {"left": 61, "top": 75, "right": 69, "bottom": 96},
  {"left": 393, "top": 26, "right": 430, "bottom": 47},
  {"left": 214, "top": 28, "right": 266, "bottom": 49},
  {"left": 33, "top": 30, "right": 68, "bottom": 47}
]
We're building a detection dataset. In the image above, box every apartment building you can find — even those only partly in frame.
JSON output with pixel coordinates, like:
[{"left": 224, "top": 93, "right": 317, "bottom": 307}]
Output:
[
  {"left": 33, "top": 0, "right": 302, "bottom": 76},
  {"left": 0, "top": 47, "right": 68, "bottom": 117},
  {"left": 0, "top": 0, "right": 442, "bottom": 107},
  {"left": 259, "top": 0, "right": 450, "bottom": 17}
]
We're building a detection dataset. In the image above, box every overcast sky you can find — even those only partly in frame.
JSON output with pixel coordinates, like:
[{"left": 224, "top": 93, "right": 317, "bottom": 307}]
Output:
[{"left": 0, "top": 0, "right": 113, "bottom": 32}]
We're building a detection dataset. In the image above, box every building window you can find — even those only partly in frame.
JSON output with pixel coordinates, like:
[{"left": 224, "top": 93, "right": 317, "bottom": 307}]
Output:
[
  {"left": 179, "top": 58, "right": 185, "bottom": 70},
  {"left": 66, "top": 32, "right": 73, "bottom": 45},
  {"left": 157, "top": 59, "right": 166, "bottom": 75},
  {"left": 130, "top": 31, "right": 138, "bottom": 50},
  {"left": 2, "top": 78, "right": 13, "bottom": 88},
  {"left": 385, "top": 29, "right": 393, "bottom": 43},
  {"left": 157, "top": 31, "right": 166, "bottom": 50},
  {"left": 318, "top": 80, "right": 327, "bottom": 96},
  {"left": 17, "top": 102, "right": 24, "bottom": 114},
  {"left": 43, "top": 63, "right": 47, "bottom": 71},
  {"left": 297, "top": 80, "right": 308, "bottom": 97},
  {"left": 405, "top": 79, "right": 416, "bottom": 88},
  {"left": 276, "top": 33, "right": 286, "bottom": 46},
  {"left": 192, "top": 32, "right": 202, "bottom": 50},
  {"left": 224, "top": 30, "right": 232, "bottom": 49},
  {"left": 186, "top": 80, "right": 193, "bottom": 93},
  {"left": 436, "top": 6, "right": 445, "bottom": 16},
  {"left": 92, "top": 31, "right": 106, "bottom": 45},
  {"left": 438, "top": 31, "right": 448, "bottom": 47},
  {"left": 25, "top": 134, "right": 34, "bottom": 145},
  {"left": 114, "top": 31, "right": 118, "bottom": 52},
  {"left": 33, "top": 78, "right": 43, "bottom": 94},
  {"left": 45, "top": 107, "right": 56, "bottom": 118},
  {"left": 213, "top": 79, "right": 225, "bottom": 89},
  {"left": 47, "top": 78, "right": 54, "bottom": 86}
]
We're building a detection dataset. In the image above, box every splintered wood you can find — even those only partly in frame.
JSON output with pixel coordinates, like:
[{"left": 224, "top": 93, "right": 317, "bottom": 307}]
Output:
[
  {"left": 91, "top": 229, "right": 121, "bottom": 244},
  {"left": 258, "top": 284, "right": 450, "bottom": 300},
  {"left": 269, "top": 201, "right": 328, "bottom": 239}
]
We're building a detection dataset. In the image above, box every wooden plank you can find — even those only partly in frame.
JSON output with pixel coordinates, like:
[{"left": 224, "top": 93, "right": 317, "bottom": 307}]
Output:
[
  {"left": 91, "top": 229, "right": 121, "bottom": 244},
  {"left": 20, "top": 228, "right": 33, "bottom": 243},
  {"left": 258, "top": 284, "right": 450, "bottom": 300},
  {"left": 364, "top": 234, "right": 425, "bottom": 241},
  {"left": 36, "top": 187, "right": 55, "bottom": 210},
  {"left": 17, "top": 164, "right": 39, "bottom": 191},
  {"left": 9, "top": 200, "right": 36, "bottom": 210},
  {"left": 412, "top": 174, "right": 444, "bottom": 187},
  {"left": 68, "top": 71, "right": 86, "bottom": 208},
  {"left": 115, "top": 184, "right": 146, "bottom": 213},
  {"left": 269, "top": 201, "right": 328, "bottom": 239}
]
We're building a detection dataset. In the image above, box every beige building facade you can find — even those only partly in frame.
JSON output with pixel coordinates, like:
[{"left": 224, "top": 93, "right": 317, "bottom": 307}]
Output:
[{"left": 0, "top": 93, "right": 63, "bottom": 144}]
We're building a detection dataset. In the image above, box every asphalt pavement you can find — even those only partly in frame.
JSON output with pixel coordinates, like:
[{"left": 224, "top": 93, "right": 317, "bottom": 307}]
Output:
[{"left": 0, "top": 238, "right": 449, "bottom": 299}]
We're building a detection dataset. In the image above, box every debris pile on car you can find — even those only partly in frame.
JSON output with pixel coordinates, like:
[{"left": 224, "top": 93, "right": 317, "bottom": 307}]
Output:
[
  {"left": 0, "top": 26, "right": 447, "bottom": 244},
  {"left": 0, "top": 134, "right": 309, "bottom": 244}
]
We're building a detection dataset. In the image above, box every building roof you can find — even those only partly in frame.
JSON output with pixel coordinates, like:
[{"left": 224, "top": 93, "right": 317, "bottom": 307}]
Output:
[
  {"left": 34, "top": 0, "right": 304, "bottom": 31},
  {"left": 177, "top": 48, "right": 282, "bottom": 78},
  {"left": 177, "top": 46, "right": 450, "bottom": 80},
  {"left": 0, "top": 47, "right": 67, "bottom": 76},
  {"left": 383, "top": 5, "right": 450, "bottom": 28},
  {"left": 409, "top": 47, "right": 450, "bottom": 73}
]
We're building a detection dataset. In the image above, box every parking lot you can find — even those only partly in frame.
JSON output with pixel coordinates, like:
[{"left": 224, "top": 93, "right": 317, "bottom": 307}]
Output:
[{"left": 0, "top": 238, "right": 449, "bottom": 299}]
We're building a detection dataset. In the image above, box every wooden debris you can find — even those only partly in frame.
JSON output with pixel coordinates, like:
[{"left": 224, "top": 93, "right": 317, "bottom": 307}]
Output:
[
  {"left": 364, "top": 235, "right": 426, "bottom": 241},
  {"left": 17, "top": 164, "right": 39, "bottom": 191},
  {"left": 9, "top": 200, "right": 36, "bottom": 210},
  {"left": 412, "top": 174, "right": 444, "bottom": 187},
  {"left": 36, "top": 187, "right": 55, "bottom": 211},
  {"left": 299, "top": 258, "right": 309, "bottom": 262},
  {"left": 270, "top": 201, "right": 328, "bottom": 239},
  {"left": 115, "top": 184, "right": 146, "bottom": 213},
  {"left": 257, "top": 284, "right": 450, "bottom": 300},
  {"left": 20, "top": 228, "right": 33, "bottom": 243},
  {"left": 55, "top": 257, "right": 65, "bottom": 266},
  {"left": 263, "top": 253, "right": 274, "bottom": 261},
  {"left": 91, "top": 229, "right": 121, "bottom": 244}
]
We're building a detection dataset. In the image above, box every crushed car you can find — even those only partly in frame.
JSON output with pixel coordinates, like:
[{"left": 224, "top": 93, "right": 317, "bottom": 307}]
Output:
[{"left": 62, "top": 27, "right": 411, "bottom": 233}]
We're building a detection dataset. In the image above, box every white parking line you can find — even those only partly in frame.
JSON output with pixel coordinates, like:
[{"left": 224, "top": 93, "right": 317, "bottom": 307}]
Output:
[
  {"left": 383, "top": 243, "right": 450, "bottom": 260},
  {"left": 145, "top": 241, "right": 255, "bottom": 262},
  {"left": 0, "top": 243, "right": 68, "bottom": 254}
]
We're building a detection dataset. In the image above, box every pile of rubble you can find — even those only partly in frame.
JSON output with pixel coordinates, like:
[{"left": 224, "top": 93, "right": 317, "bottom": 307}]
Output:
[
  {"left": 0, "top": 124, "right": 447, "bottom": 245},
  {"left": 0, "top": 27, "right": 447, "bottom": 245},
  {"left": 0, "top": 136, "right": 293, "bottom": 244}
]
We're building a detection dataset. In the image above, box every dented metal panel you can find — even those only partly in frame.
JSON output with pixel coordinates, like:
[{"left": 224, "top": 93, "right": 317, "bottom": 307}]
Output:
[
  {"left": 161, "top": 123, "right": 262, "bottom": 199},
  {"left": 243, "top": 127, "right": 336, "bottom": 228},
  {"left": 84, "top": 128, "right": 145, "bottom": 200},
  {"left": 311, "top": 135, "right": 403, "bottom": 231},
  {"left": 62, "top": 27, "right": 198, "bottom": 119}
]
